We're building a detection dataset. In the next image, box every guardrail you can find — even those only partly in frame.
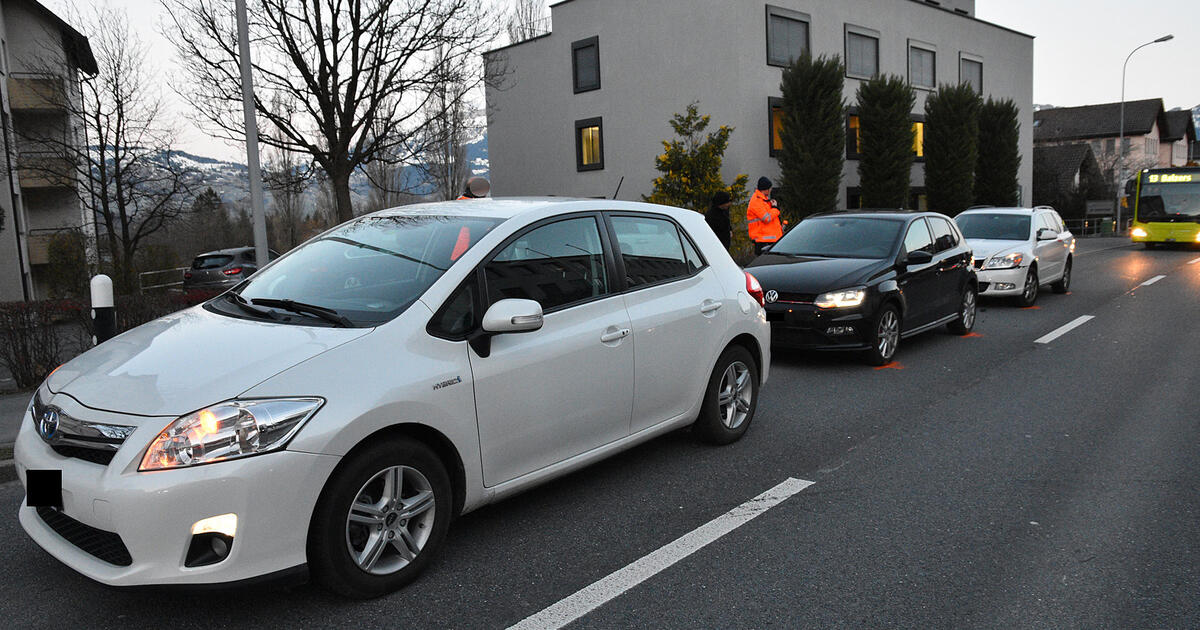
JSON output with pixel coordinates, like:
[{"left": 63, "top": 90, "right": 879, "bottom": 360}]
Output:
[
  {"left": 1062, "top": 218, "right": 1133, "bottom": 238},
  {"left": 138, "top": 267, "right": 188, "bottom": 294}
]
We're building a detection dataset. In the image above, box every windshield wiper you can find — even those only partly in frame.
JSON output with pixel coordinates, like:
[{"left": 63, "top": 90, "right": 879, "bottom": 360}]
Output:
[
  {"left": 250, "top": 298, "right": 355, "bottom": 328},
  {"left": 226, "top": 292, "right": 280, "bottom": 320},
  {"left": 323, "top": 236, "right": 447, "bottom": 272}
]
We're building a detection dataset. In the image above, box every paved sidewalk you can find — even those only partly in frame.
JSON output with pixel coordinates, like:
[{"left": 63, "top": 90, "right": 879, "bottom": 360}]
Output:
[{"left": 1, "top": 390, "right": 31, "bottom": 445}]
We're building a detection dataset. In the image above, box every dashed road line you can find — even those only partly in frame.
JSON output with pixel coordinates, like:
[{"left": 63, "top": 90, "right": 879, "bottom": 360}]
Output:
[
  {"left": 1140, "top": 275, "right": 1166, "bottom": 286},
  {"left": 1188, "top": 257, "right": 1200, "bottom": 265},
  {"left": 507, "top": 477, "right": 815, "bottom": 630},
  {"left": 1035, "top": 315, "right": 1095, "bottom": 344}
]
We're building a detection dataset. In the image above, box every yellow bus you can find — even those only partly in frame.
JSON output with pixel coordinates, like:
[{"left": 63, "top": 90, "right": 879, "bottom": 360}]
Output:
[{"left": 1128, "top": 167, "right": 1200, "bottom": 248}]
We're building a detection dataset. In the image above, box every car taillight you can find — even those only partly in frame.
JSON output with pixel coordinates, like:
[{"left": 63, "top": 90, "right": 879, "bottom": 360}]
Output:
[
  {"left": 183, "top": 272, "right": 192, "bottom": 279},
  {"left": 223, "top": 267, "right": 243, "bottom": 276},
  {"left": 745, "top": 272, "right": 764, "bottom": 307}
]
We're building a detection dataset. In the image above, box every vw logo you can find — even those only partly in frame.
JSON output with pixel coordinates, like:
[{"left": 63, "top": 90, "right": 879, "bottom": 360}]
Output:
[
  {"left": 38, "top": 409, "right": 60, "bottom": 441},
  {"left": 764, "top": 290, "right": 779, "bottom": 304}
]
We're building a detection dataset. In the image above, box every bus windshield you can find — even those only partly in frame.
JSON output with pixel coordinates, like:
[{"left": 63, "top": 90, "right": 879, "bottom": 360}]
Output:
[{"left": 1137, "top": 173, "right": 1200, "bottom": 222}]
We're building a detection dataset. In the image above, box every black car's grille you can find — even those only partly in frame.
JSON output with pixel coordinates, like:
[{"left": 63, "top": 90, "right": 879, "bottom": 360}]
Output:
[
  {"left": 50, "top": 444, "right": 116, "bottom": 466},
  {"left": 774, "top": 291, "right": 816, "bottom": 304},
  {"left": 37, "top": 506, "right": 133, "bottom": 566}
]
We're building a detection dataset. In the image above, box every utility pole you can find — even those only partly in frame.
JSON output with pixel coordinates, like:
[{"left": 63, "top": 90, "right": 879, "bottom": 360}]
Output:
[{"left": 236, "top": 0, "right": 269, "bottom": 268}]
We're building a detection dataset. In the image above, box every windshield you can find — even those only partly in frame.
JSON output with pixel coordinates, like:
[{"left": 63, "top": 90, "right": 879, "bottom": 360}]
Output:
[
  {"left": 222, "top": 214, "right": 502, "bottom": 326},
  {"left": 955, "top": 214, "right": 1032, "bottom": 240},
  {"left": 193, "top": 255, "right": 233, "bottom": 269},
  {"left": 1137, "top": 177, "right": 1200, "bottom": 222},
  {"left": 769, "top": 217, "right": 904, "bottom": 259}
]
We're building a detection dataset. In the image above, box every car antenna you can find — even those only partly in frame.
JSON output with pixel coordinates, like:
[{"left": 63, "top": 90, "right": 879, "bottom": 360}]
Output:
[{"left": 612, "top": 176, "right": 624, "bottom": 200}]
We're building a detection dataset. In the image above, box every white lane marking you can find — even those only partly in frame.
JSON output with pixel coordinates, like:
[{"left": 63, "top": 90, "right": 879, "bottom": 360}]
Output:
[
  {"left": 508, "top": 477, "right": 815, "bottom": 630},
  {"left": 1140, "top": 275, "right": 1166, "bottom": 286},
  {"left": 1034, "top": 315, "right": 1095, "bottom": 344},
  {"left": 1188, "top": 257, "right": 1200, "bottom": 265}
]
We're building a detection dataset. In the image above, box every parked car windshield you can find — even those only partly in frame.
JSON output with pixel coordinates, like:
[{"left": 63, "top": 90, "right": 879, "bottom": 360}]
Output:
[
  {"left": 769, "top": 216, "right": 904, "bottom": 259},
  {"left": 225, "top": 214, "right": 502, "bottom": 327},
  {"left": 1137, "top": 180, "right": 1200, "bottom": 221},
  {"left": 956, "top": 214, "right": 1032, "bottom": 240}
]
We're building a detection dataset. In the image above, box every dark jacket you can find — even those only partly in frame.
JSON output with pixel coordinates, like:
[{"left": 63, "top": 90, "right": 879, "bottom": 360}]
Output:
[{"left": 705, "top": 203, "right": 732, "bottom": 250}]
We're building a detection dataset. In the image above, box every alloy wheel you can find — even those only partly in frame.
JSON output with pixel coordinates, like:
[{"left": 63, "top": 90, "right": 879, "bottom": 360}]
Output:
[
  {"left": 1023, "top": 269, "right": 1038, "bottom": 303},
  {"left": 717, "top": 361, "right": 753, "bottom": 430},
  {"left": 961, "top": 289, "right": 977, "bottom": 329},
  {"left": 877, "top": 310, "right": 900, "bottom": 360},
  {"left": 345, "top": 465, "right": 436, "bottom": 575}
]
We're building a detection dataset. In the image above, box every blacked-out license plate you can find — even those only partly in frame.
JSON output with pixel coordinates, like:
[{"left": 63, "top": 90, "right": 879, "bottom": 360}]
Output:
[{"left": 26, "top": 469, "right": 62, "bottom": 508}]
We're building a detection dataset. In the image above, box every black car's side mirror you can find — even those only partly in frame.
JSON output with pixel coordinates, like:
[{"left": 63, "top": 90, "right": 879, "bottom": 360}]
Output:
[{"left": 903, "top": 250, "right": 933, "bottom": 265}]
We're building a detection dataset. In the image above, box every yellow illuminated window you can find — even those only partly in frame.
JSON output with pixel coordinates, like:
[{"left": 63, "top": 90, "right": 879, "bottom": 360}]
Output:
[
  {"left": 912, "top": 121, "right": 925, "bottom": 157},
  {"left": 772, "top": 106, "right": 784, "bottom": 152},
  {"left": 579, "top": 125, "right": 601, "bottom": 167},
  {"left": 849, "top": 114, "right": 861, "bottom": 154}
]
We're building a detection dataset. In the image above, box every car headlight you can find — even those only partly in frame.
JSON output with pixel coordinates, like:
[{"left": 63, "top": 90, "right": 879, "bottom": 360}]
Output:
[
  {"left": 140, "top": 398, "right": 323, "bottom": 471},
  {"left": 983, "top": 252, "right": 1024, "bottom": 270},
  {"left": 814, "top": 287, "right": 867, "bottom": 309}
]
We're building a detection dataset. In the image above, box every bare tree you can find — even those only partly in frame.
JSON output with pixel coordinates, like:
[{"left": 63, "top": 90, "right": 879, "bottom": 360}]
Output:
[
  {"left": 163, "top": 0, "right": 502, "bottom": 224},
  {"left": 16, "top": 5, "right": 193, "bottom": 292},
  {"left": 412, "top": 47, "right": 480, "bottom": 201},
  {"left": 507, "top": 0, "right": 548, "bottom": 44}
]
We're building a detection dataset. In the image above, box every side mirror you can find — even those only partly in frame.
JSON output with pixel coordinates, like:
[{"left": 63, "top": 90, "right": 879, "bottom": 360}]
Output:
[
  {"left": 904, "top": 250, "right": 933, "bottom": 265},
  {"left": 1037, "top": 228, "right": 1057, "bottom": 241},
  {"left": 482, "top": 298, "right": 544, "bottom": 334}
]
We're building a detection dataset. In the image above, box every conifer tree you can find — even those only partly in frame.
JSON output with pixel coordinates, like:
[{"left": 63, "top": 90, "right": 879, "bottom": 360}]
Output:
[
  {"left": 644, "top": 102, "right": 749, "bottom": 212},
  {"left": 856, "top": 76, "right": 917, "bottom": 208},
  {"left": 925, "top": 83, "right": 982, "bottom": 215},
  {"left": 975, "top": 97, "right": 1022, "bottom": 207},
  {"left": 776, "top": 52, "right": 846, "bottom": 222}
]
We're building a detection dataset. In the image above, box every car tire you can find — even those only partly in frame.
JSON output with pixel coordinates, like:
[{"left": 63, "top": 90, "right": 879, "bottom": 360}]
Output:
[
  {"left": 694, "top": 345, "right": 758, "bottom": 445},
  {"left": 308, "top": 437, "right": 453, "bottom": 599},
  {"left": 1051, "top": 257, "right": 1072, "bottom": 294},
  {"left": 1015, "top": 266, "right": 1038, "bottom": 307},
  {"left": 1143, "top": 242, "right": 1157, "bottom": 250},
  {"left": 947, "top": 285, "right": 978, "bottom": 335},
  {"left": 863, "top": 304, "right": 901, "bottom": 366}
]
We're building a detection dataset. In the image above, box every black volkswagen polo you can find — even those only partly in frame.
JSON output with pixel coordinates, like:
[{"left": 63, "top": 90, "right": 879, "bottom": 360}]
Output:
[{"left": 747, "top": 210, "right": 977, "bottom": 365}]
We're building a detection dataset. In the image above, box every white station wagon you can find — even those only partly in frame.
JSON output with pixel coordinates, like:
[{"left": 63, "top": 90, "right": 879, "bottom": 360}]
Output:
[
  {"left": 15, "top": 198, "right": 770, "bottom": 598},
  {"left": 955, "top": 206, "right": 1075, "bottom": 307}
]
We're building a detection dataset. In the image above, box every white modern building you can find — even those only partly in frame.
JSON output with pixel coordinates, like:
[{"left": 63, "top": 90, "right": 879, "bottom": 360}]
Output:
[
  {"left": 485, "top": 0, "right": 1033, "bottom": 211},
  {"left": 0, "top": 0, "right": 96, "bottom": 302}
]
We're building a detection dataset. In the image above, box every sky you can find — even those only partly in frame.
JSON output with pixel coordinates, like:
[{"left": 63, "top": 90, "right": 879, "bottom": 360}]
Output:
[{"left": 45, "top": 0, "right": 1200, "bottom": 162}]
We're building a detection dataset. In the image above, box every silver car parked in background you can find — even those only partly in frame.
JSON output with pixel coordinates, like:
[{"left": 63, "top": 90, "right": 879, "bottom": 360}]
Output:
[{"left": 955, "top": 206, "right": 1075, "bottom": 307}]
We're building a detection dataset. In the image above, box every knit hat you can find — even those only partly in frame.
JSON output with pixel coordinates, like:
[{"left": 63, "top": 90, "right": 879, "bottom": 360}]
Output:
[
  {"left": 756, "top": 177, "right": 772, "bottom": 191},
  {"left": 712, "top": 190, "right": 732, "bottom": 206}
]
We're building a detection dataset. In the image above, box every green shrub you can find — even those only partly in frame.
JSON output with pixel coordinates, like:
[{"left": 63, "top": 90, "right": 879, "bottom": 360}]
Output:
[{"left": 776, "top": 52, "right": 846, "bottom": 221}]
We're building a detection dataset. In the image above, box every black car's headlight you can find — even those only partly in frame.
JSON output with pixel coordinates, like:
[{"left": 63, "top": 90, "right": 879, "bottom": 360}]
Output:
[
  {"left": 814, "top": 287, "right": 867, "bottom": 309},
  {"left": 140, "top": 398, "right": 323, "bottom": 471}
]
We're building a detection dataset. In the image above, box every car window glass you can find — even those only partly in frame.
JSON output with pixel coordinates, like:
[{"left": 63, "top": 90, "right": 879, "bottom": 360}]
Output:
[
  {"left": 680, "top": 231, "right": 705, "bottom": 271},
  {"left": 611, "top": 216, "right": 697, "bottom": 287},
  {"left": 485, "top": 217, "right": 608, "bottom": 311},
  {"left": 193, "top": 255, "right": 233, "bottom": 269},
  {"left": 1037, "top": 214, "right": 1056, "bottom": 234},
  {"left": 1051, "top": 212, "right": 1065, "bottom": 232},
  {"left": 955, "top": 214, "right": 1032, "bottom": 240},
  {"left": 928, "top": 217, "right": 958, "bottom": 252},
  {"left": 429, "top": 278, "right": 476, "bottom": 339},
  {"left": 902, "top": 219, "right": 934, "bottom": 255}
]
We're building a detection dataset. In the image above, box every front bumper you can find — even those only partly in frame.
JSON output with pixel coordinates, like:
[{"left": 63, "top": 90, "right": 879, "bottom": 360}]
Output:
[
  {"left": 1130, "top": 222, "right": 1200, "bottom": 244},
  {"left": 765, "top": 303, "right": 870, "bottom": 350},
  {"left": 15, "top": 406, "right": 340, "bottom": 587},
  {"left": 976, "top": 266, "right": 1027, "bottom": 297}
]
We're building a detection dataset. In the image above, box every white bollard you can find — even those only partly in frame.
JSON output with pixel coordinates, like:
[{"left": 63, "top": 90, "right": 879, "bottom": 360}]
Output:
[{"left": 90, "top": 274, "right": 115, "bottom": 345}]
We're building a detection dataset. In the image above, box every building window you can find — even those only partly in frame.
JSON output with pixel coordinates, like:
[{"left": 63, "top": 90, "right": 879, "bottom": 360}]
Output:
[
  {"left": 909, "top": 43, "right": 936, "bottom": 89},
  {"left": 912, "top": 120, "right": 925, "bottom": 158},
  {"left": 572, "top": 36, "right": 600, "bottom": 93},
  {"left": 960, "top": 57, "right": 982, "bottom": 93},
  {"left": 766, "top": 6, "right": 810, "bottom": 67},
  {"left": 845, "top": 28, "right": 879, "bottom": 79},
  {"left": 1105, "top": 138, "right": 1116, "bottom": 154},
  {"left": 575, "top": 117, "right": 603, "bottom": 171},
  {"left": 847, "top": 111, "right": 925, "bottom": 160},
  {"left": 769, "top": 97, "right": 784, "bottom": 157}
]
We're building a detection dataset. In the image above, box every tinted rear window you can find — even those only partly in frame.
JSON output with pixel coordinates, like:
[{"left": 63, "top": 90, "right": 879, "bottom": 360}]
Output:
[{"left": 193, "top": 255, "right": 233, "bottom": 269}]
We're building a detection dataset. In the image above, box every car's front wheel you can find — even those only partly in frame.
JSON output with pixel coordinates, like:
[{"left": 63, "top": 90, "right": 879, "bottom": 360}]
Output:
[
  {"left": 308, "top": 437, "right": 452, "bottom": 599},
  {"left": 694, "top": 345, "right": 758, "bottom": 444},
  {"left": 1016, "top": 266, "right": 1039, "bottom": 307},
  {"left": 947, "top": 285, "right": 977, "bottom": 335},
  {"left": 864, "top": 304, "right": 901, "bottom": 366}
]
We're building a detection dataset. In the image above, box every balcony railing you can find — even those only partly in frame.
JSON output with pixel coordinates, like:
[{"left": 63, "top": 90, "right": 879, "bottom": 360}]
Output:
[
  {"left": 7, "top": 73, "right": 68, "bottom": 112},
  {"left": 17, "top": 152, "right": 76, "bottom": 189}
]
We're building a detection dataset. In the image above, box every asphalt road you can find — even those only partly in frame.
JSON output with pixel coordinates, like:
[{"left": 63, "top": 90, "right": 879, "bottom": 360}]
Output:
[{"left": 2, "top": 239, "right": 1198, "bottom": 629}]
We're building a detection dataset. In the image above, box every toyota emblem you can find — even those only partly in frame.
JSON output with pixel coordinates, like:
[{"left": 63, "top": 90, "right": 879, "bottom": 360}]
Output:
[
  {"left": 764, "top": 290, "right": 778, "bottom": 304},
  {"left": 38, "top": 409, "right": 60, "bottom": 441}
]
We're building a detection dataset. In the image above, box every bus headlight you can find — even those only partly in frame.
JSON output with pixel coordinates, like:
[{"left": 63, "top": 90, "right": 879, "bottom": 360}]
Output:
[{"left": 1131, "top": 227, "right": 1148, "bottom": 238}]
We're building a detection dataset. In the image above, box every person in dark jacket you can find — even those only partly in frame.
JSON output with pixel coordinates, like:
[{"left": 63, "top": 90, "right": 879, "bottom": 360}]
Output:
[{"left": 705, "top": 190, "right": 733, "bottom": 251}]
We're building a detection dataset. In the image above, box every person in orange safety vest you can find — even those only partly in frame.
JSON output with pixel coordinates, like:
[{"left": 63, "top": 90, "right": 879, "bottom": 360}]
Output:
[{"left": 747, "top": 177, "right": 782, "bottom": 255}]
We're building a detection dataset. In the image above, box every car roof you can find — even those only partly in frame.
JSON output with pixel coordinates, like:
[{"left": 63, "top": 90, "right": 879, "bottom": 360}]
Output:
[
  {"left": 957, "top": 207, "right": 1048, "bottom": 216},
  {"left": 807, "top": 209, "right": 946, "bottom": 221},
  {"left": 364, "top": 197, "right": 696, "bottom": 222},
  {"left": 195, "top": 247, "right": 254, "bottom": 257}
]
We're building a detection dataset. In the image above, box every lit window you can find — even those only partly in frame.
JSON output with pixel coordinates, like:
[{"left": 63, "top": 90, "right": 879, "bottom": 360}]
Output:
[
  {"left": 572, "top": 37, "right": 600, "bottom": 93},
  {"left": 846, "top": 31, "right": 878, "bottom": 78},
  {"left": 769, "top": 97, "right": 784, "bottom": 156},
  {"left": 575, "top": 117, "right": 603, "bottom": 171},
  {"left": 767, "top": 7, "right": 809, "bottom": 67},
  {"left": 909, "top": 45, "right": 936, "bottom": 89},
  {"left": 961, "top": 58, "right": 982, "bottom": 93},
  {"left": 848, "top": 114, "right": 862, "bottom": 156},
  {"left": 912, "top": 121, "right": 925, "bottom": 158}
]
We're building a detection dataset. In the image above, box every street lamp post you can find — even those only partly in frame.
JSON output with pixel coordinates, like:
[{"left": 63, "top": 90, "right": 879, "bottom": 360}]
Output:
[
  {"left": 1117, "top": 34, "right": 1173, "bottom": 233},
  {"left": 236, "top": 0, "right": 269, "bottom": 268}
]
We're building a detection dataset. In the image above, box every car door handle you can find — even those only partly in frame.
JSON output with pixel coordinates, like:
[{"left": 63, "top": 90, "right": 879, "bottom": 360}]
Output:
[
  {"left": 600, "top": 328, "right": 630, "bottom": 343},
  {"left": 700, "top": 301, "right": 723, "bottom": 314}
]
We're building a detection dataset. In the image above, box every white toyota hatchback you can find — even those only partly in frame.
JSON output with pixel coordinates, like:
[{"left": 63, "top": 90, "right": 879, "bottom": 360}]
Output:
[
  {"left": 955, "top": 206, "right": 1075, "bottom": 307},
  {"left": 15, "top": 199, "right": 770, "bottom": 598}
]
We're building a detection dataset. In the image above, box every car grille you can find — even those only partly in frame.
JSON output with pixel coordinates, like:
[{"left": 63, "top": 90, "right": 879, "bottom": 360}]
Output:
[
  {"left": 37, "top": 506, "right": 133, "bottom": 566},
  {"left": 50, "top": 445, "right": 116, "bottom": 466},
  {"left": 972, "top": 258, "right": 986, "bottom": 269},
  {"left": 773, "top": 291, "right": 816, "bottom": 304}
]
